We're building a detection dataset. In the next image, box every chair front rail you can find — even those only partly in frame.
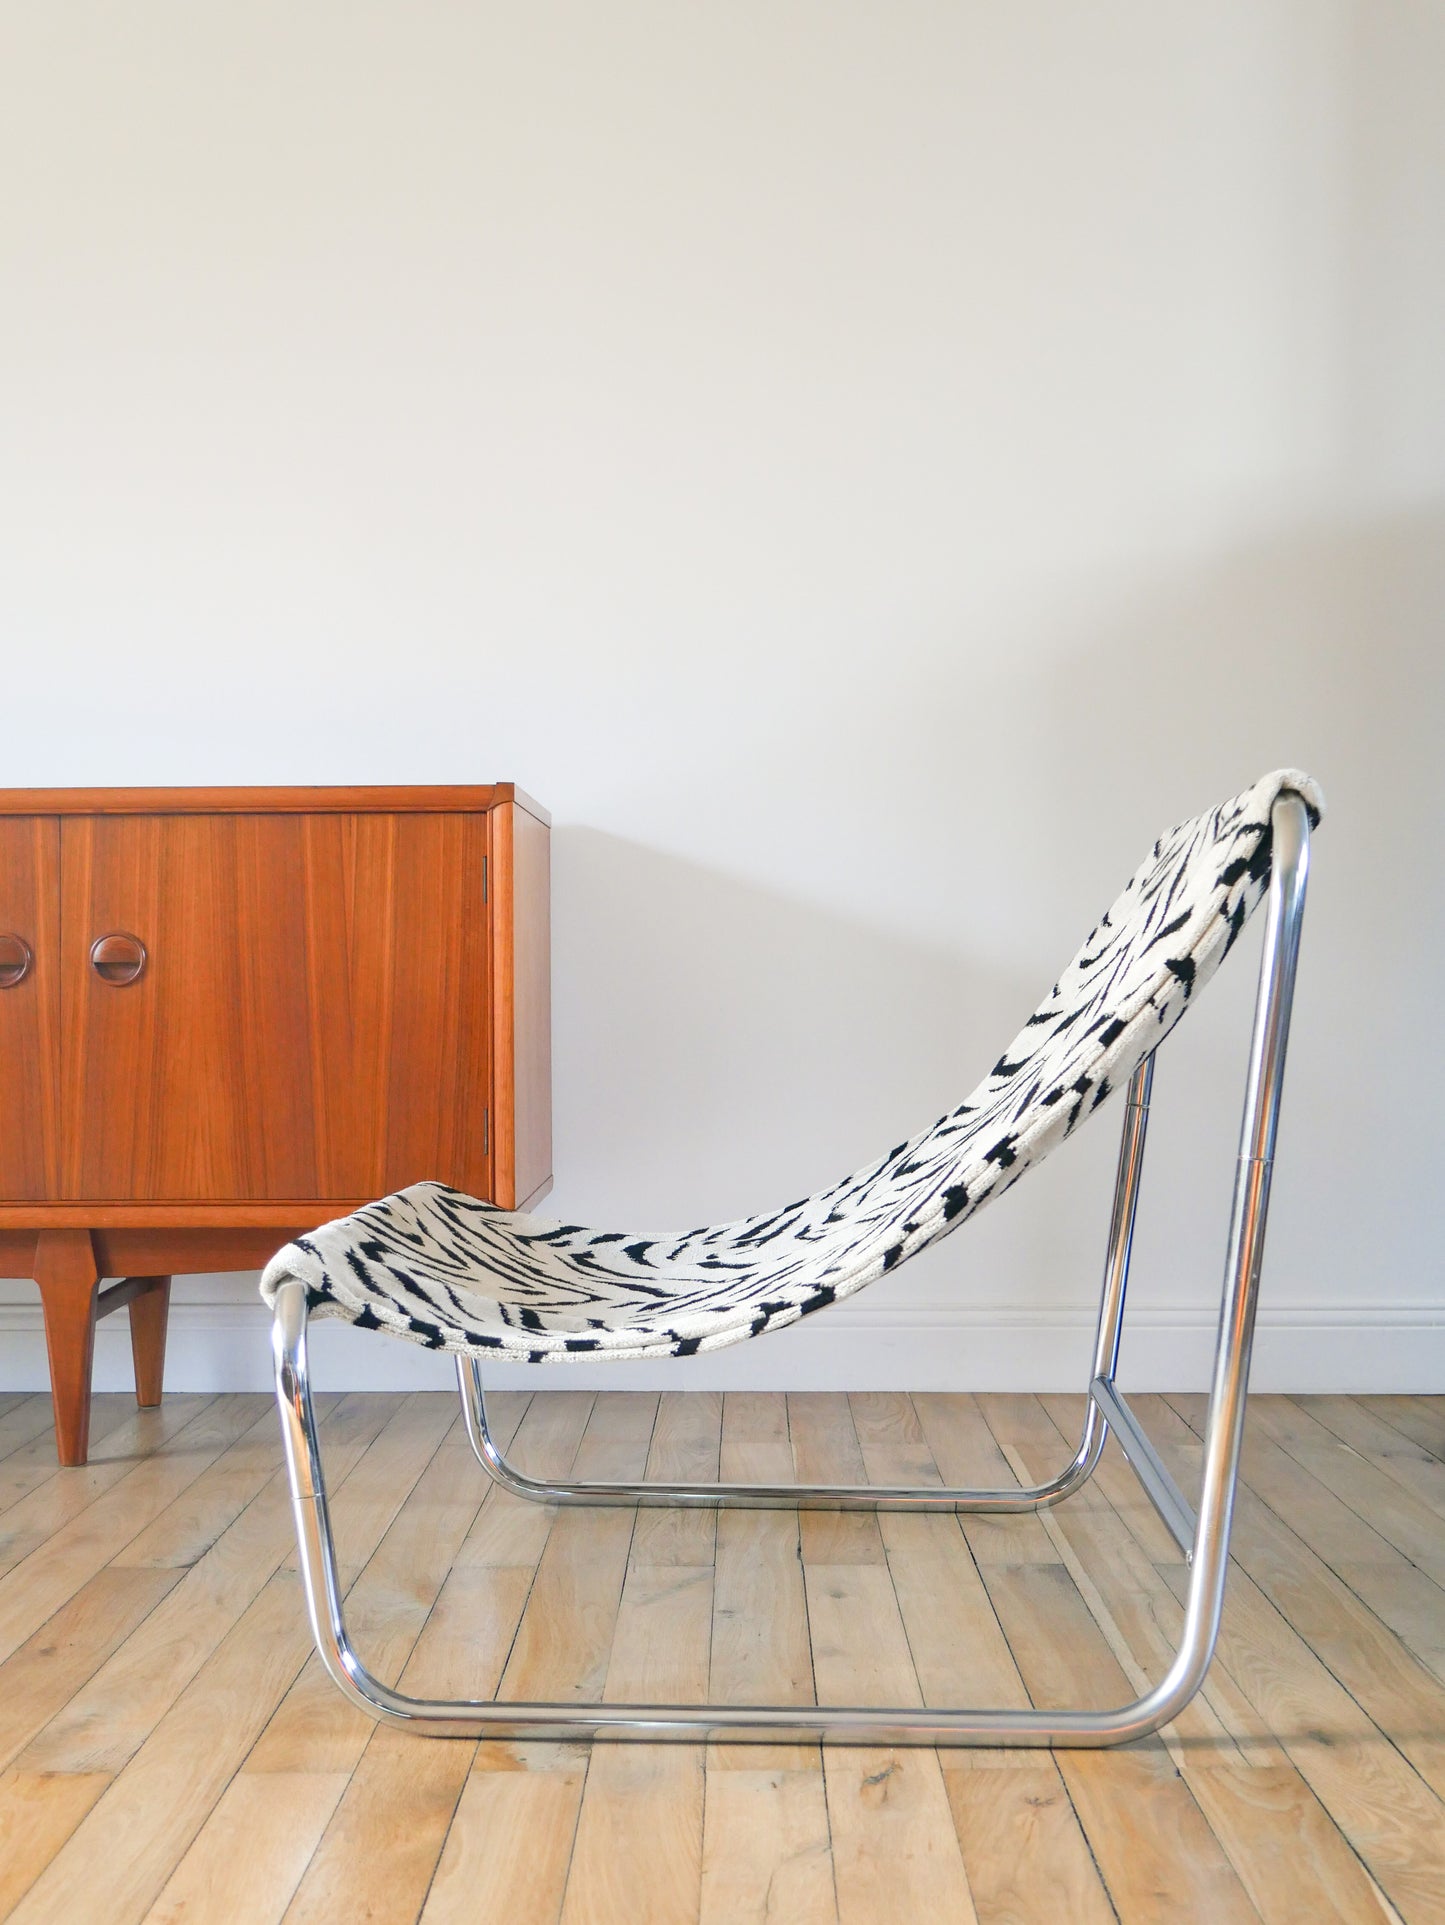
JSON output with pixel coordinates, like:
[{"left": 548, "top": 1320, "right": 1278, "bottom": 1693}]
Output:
[
  {"left": 270, "top": 790, "right": 1311, "bottom": 1746},
  {"left": 459, "top": 1351, "right": 1093, "bottom": 1512}
]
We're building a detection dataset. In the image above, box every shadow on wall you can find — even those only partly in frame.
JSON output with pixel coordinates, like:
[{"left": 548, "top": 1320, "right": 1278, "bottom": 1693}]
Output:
[
  {"left": 553, "top": 822, "right": 1058, "bottom": 1211},
  {"left": 552, "top": 508, "right": 1445, "bottom": 1342},
  {"left": 549, "top": 825, "right": 1128, "bottom": 1326}
]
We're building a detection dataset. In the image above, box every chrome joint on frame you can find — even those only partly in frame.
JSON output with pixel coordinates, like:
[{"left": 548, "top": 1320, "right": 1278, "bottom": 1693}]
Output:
[{"left": 1088, "top": 1375, "right": 1197, "bottom": 1561}]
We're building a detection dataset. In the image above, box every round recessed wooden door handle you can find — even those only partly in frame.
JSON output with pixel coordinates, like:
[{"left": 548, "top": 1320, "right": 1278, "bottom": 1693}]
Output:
[
  {"left": 90, "top": 932, "right": 148, "bottom": 986},
  {"left": 0, "top": 934, "right": 33, "bottom": 988}
]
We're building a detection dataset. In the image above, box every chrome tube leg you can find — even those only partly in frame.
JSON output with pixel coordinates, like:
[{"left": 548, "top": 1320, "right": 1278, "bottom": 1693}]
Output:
[
  {"left": 272, "top": 1284, "right": 370, "bottom": 1710},
  {"left": 1161, "top": 790, "right": 1311, "bottom": 1682},
  {"left": 274, "top": 792, "right": 1309, "bottom": 1742},
  {"left": 1046, "top": 1049, "right": 1154, "bottom": 1492},
  {"left": 458, "top": 1052, "right": 1157, "bottom": 1514}
]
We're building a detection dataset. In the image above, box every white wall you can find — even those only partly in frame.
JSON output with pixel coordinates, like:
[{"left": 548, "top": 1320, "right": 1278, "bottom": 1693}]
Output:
[{"left": 2, "top": 1, "right": 1442, "bottom": 1395}]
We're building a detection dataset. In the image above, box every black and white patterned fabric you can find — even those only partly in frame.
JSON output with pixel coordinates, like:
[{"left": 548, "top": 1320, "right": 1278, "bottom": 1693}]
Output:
[{"left": 260, "top": 770, "right": 1323, "bottom": 1364}]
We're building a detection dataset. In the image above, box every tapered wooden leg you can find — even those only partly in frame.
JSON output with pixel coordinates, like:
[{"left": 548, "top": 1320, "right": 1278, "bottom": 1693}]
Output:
[
  {"left": 127, "top": 1276, "right": 171, "bottom": 1408},
  {"left": 35, "top": 1229, "right": 102, "bottom": 1467}
]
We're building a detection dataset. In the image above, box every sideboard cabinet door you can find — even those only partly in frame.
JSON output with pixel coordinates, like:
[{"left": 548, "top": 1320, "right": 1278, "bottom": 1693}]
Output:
[
  {"left": 0, "top": 817, "right": 61, "bottom": 1200},
  {"left": 58, "top": 812, "right": 491, "bottom": 1202}
]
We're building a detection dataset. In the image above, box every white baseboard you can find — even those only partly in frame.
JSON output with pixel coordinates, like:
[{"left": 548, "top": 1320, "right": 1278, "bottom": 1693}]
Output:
[{"left": 0, "top": 1301, "right": 1440, "bottom": 1395}]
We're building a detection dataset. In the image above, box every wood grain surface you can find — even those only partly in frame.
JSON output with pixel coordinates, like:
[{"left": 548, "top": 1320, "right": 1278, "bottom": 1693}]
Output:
[
  {"left": 1, "top": 1390, "right": 1440, "bottom": 1922},
  {"left": 56, "top": 811, "right": 492, "bottom": 1204},
  {"left": 487, "top": 797, "right": 553, "bottom": 1211},
  {"left": 0, "top": 785, "right": 548, "bottom": 823},
  {"left": 0, "top": 818, "right": 61, "bottom": 1201}
]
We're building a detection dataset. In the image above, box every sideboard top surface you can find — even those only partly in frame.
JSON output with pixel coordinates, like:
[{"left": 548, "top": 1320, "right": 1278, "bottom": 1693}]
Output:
[{"left": 0, "top": 783, "right": 550, "bottom": 824}]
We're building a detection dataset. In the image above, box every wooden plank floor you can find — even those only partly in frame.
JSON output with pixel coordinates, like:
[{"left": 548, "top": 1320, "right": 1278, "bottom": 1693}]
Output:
[{"left": 1, "top": 1390, "right": 1443, "bottom": 1924}]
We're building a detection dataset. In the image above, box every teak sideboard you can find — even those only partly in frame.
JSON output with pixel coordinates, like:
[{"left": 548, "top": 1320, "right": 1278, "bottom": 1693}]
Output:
[{"left": 0, "top": 784, "right": 551, "bottom": 1464}]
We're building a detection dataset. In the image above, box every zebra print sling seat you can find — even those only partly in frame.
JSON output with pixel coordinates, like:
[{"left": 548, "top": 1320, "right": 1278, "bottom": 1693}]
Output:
[{"left": 259, "top": 769, "right": 1323, "bottom": 1366}]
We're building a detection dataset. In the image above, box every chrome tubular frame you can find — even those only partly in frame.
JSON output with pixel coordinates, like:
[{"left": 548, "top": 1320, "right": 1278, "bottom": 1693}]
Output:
[{"left": 271, "top": 791, "right": 1311, "bottom": 1745}]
